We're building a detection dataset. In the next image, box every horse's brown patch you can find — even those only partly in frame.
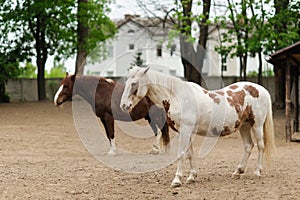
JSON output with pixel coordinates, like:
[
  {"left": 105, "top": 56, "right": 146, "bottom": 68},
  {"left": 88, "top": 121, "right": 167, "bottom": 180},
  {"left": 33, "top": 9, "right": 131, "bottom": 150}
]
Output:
[
  {"left": 208, "top": 93, "right": 221, "bottom": 104},
  {"left": 230, "top": 85, "right": 239, "bottom": 90},
  {"left": 213, "top": 98, "right": 221, "bottom": 104},
  {"left": 226, "top": 90, "right": 246, "bottom": 108},
  {"left": 235, "top": 120, "right": 241, "bottom": 129},
  {"left": 211, "top": 126, "right": 232, "bottom": 137},
  {"left": 203, "top": 89, "right": 208, "bottom": 94},
  {"left": 209, "top": 93, "right": 217, "bottom": 99},
  {"left": 216, "top": 91, "right": 224, "bottom": 96},
  {"left": 162, "top": 100, "right": 178, "bottom": 132},
  {"left": 244, "top": 85, "right": 259, "bottom": 98},
  {"left": 220, "top": 126, "right": 231, "bottom": 137},
  {"left": 227, "top": 90, "right": 233, "bottom": 96},
  {"left": 240, "top": 105, "right": 255, "bottom": 126}
]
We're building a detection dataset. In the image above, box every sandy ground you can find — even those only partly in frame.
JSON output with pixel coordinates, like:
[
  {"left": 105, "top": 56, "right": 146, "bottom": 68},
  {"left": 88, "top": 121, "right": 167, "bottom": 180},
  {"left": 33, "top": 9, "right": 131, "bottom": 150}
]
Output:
[{"left": 0, "top": 101, "right": 300, "bottom": 199}]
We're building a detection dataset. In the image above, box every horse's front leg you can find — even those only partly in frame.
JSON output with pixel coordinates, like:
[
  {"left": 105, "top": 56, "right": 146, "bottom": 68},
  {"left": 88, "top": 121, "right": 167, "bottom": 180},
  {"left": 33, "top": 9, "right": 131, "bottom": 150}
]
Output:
[
  {"left": 101, "top": 115, "right": 117, "bottom": 156},
  {"left": 171, "top": 124, "right": 195, "bottom": 187},
  {"left": 152, "top": 131, "right": 161, "bottom": 152}
]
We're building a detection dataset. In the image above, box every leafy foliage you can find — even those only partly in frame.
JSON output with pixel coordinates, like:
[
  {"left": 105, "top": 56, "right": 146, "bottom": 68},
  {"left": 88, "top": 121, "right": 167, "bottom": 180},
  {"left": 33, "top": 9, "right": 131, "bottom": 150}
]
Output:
[
  {"left": 214, "top": 0, "right": 300, "bottom": 79},
  {"left": 131, "top": 50, "right": 147, "bottom": 68},
  {"left": 18, "top": 62, "right": 37, "bottom": 78},
  {"left": 0, "top": 51, "right": 21, "bottom": 102},
  {"left": 46, "top": 64, "right": 67, "bottom": 78},
  {"left": 263, "top": 0, "right": 300, "bottom": 54},
  {"left": 0, "top": 0, "right": 116, "bottom": 100}
]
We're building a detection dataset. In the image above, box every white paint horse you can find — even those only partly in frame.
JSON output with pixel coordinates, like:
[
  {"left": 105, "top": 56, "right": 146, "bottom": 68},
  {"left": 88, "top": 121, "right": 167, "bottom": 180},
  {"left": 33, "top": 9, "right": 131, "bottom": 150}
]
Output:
[{"left": 120, "top": 66, "right": 276, "bottom": 187}]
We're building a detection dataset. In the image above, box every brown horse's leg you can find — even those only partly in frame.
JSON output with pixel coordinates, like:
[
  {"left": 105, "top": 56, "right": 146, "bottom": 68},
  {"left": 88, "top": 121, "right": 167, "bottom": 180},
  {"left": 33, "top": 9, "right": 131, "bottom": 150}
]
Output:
[
  {"left": 144, "top": 114, "right": 158, "bottom": 136},
  {"left": 100, "top": 114, "right": 116, "bottom": 156}
]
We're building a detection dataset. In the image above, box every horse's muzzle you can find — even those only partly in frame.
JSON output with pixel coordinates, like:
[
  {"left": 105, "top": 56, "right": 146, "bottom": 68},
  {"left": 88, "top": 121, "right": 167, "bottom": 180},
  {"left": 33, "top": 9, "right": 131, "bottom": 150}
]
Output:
[
  {"left": 121, "top": 103, "right": 132, "bottom": 111},
  {"left": 54, "top": 99, "right": 63, "bottom": 107}
]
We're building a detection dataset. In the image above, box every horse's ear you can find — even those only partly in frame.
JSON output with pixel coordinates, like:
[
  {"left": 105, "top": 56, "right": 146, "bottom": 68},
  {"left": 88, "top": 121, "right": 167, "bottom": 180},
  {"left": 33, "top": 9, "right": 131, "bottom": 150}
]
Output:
[
  {"left": 143, "top": 67, "right": 150, "bottom": 74},
  {"left": 66, "top": 72, "right": 69, "bottom": 77}
]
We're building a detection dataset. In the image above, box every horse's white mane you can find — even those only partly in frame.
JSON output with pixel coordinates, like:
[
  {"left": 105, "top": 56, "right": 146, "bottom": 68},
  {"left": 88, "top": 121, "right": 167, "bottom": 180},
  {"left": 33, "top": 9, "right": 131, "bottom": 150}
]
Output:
[{"left": 141, "top": 67, "right": 186, "bottom": 90}]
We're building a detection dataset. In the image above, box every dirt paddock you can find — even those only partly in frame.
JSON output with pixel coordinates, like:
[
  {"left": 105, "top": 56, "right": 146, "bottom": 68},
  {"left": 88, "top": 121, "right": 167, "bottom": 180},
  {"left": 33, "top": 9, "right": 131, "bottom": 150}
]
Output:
[{"left": 0, "top": 102, "right": 299, "bottom": 199}]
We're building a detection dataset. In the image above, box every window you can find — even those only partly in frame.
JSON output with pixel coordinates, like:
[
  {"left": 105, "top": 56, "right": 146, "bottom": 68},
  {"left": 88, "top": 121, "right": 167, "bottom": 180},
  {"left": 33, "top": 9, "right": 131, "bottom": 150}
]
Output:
[
  {"left": 128, "top": 29, "right": 135, "bottom": 34},
  {"left": 92, "top": 71, "right": 101, "bottom": 76},
  {"left": 156, "top": 44, "right": 162, "bottom": 57},
  {"left": 169, "top": 69, "right": 176, "bottom": 76},
  {"left": 107, "top": 70, "right": 114, "bottom": 77},
  {"left": 107, "top": 46, "right": 113, "bottom": 58},
  {"left": 170, "top": 44, "right": 176, "bottom": 56},
  {"left": 129, "top": 44, "right": 134, "bottom": 50}
]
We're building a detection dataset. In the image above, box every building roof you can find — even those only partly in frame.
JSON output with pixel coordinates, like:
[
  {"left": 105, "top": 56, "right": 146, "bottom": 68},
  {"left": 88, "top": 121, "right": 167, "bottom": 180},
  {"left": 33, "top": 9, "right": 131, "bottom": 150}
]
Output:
[
  {"left": 116, "top": 14, "right": 174, "bottom": 29},
  {"left": 266, "top": 41, "right": 300, "bottom": 67}
]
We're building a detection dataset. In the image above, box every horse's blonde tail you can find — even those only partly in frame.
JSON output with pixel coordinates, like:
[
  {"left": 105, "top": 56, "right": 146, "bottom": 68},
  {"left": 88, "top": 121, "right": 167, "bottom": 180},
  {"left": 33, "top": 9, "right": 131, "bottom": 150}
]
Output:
[{"left": 263, "top": 98, "right": 277, "bottom": 164}]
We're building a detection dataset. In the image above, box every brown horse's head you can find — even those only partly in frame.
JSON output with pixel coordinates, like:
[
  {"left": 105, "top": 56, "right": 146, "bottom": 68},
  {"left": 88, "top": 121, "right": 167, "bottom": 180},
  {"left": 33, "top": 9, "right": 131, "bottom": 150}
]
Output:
[{"left": 54, "top": 72, "right": 76, "bottom": 106}]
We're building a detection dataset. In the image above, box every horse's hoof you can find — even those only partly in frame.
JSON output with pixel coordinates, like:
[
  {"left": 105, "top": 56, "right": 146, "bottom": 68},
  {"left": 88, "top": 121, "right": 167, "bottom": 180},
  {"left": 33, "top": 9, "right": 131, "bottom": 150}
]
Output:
[
  {"left": 253, "top": 170, "right": 261, "bottom": 177},
  {"left": 171, "top": 181, "right": 182, "bottom": 188},
  {"left": 149, "top": 149, "right": 160, "bottom": 155},
  {"left": 231, "top": 172, "right": 241, "bottom": 179},
  {"left": 186, "top": 174, "right": 196, "bottom": 184},
  {"left": 186, "top": 178, "right": 195, "bottom": 184},
  {"left": 107, "top": 150, "right": 116, "bottom": 156}
]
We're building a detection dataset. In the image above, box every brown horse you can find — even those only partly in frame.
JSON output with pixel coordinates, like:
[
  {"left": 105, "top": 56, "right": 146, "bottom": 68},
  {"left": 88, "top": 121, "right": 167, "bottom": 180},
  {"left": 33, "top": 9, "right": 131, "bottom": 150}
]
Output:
[{"left": 54, "top": 73, "right": 170, "bottom": 155}]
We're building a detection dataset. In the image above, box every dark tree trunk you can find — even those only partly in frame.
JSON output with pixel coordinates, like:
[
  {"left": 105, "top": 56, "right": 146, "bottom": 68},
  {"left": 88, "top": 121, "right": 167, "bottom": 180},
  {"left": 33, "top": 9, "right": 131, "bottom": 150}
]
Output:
[
  {"left": 257, "top": 49, "right": 263, "bottom": 85},
  {"left": 30, "top": 16, "right": 48, "bottom": 101},
  {"left": 76, "top": 0, "right": 89, "bottom": 75},
  {"left": 274, "top": 64, "right": 285, "bottom": 108},
  {"left": 0, "top": 80, "right": 9, "bottom": 102},
  {"left": 273, "top": 0, "right": 289, "bottom": 108},
  {"left": 180, "top": 0, "right": 210, "bottom": 87}
]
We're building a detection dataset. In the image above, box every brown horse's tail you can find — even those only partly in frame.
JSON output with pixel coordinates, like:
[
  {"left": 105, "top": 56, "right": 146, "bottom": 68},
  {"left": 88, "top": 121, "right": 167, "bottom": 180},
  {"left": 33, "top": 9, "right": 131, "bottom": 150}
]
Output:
[{"left": 263, "top": 95, "right": 277, "bottom": 164}]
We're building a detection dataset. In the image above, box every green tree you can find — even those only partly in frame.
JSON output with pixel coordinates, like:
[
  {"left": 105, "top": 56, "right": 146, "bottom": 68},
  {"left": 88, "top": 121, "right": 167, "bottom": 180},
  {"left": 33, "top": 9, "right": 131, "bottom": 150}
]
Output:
[
  {"left": 215, "top": 0, "right": 299, "bottom": 86},
  {"left": 173, "top": 0, "right": 211, "bottom": 86},
  {"left": 263, "top": 0, "right": 300, "bottom": 108},
  {"left": 0, "top": 51, "right": 20, "bottom": 102},
  {"left": 75, "top": 0, "right": 116, "bottom": 75},
  {"left": 46, "top": 64, "right": 66, "bottom": 78},
  {"left": 131, "top": 50, "right": 147, "bottom": 68},
  {"left": 0, "top": 0, "right": 116, "bottom": 100},
  {"left": 215, "top": 0, "right": 252, "bottom": 81},
  {"left": 18, "top": 62, "right": 37, "bottom": 78},
  {"left": 137, "top": 0, "right": 211, "bottom": 86}
]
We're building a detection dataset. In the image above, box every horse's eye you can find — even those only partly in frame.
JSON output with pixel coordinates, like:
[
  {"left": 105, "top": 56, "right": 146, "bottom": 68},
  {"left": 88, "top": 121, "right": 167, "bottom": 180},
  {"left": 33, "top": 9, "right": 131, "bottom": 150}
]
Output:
[{"left": 131, "top": 82, "right": 137, "bottom": 87}]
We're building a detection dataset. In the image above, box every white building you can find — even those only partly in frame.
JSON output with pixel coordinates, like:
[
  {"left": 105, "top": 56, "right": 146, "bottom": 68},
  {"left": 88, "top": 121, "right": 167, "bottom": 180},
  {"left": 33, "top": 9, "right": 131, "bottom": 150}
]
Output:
[
  {"left": 85, "top": 15, "right": 183, "bottom": 77},
  {"left": 84, "top": 15, "right": 272, "bottom": 77}
]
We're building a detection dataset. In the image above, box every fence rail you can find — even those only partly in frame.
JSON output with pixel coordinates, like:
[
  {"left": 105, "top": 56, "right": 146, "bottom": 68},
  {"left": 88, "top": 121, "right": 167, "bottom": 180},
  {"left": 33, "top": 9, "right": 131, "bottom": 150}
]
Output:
[{"left": 5, "top": 77, "right": 275, "bottom": 102}]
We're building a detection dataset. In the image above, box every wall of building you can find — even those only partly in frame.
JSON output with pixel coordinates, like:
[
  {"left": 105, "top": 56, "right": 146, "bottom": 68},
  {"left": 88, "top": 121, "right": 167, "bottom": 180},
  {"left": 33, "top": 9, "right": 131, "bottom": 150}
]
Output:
[{"left": 5, "top": 77, "right": 275, "bottom": 102}]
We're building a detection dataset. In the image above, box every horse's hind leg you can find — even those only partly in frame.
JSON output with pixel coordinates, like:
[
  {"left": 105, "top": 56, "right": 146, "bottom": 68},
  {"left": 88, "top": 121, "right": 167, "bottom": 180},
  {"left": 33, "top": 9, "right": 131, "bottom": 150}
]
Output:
[
  {"left": 186, "top": 143, "right": 198, "bottom": 184},
  {"left": 232, "top": 124, "right": 254, "bottom": 177},
  {"left": 252, "top": 126, "right": 264, "bottom": 177},
  {"left": 101, "top": 115, "right": 116, "bottom": 156}
]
